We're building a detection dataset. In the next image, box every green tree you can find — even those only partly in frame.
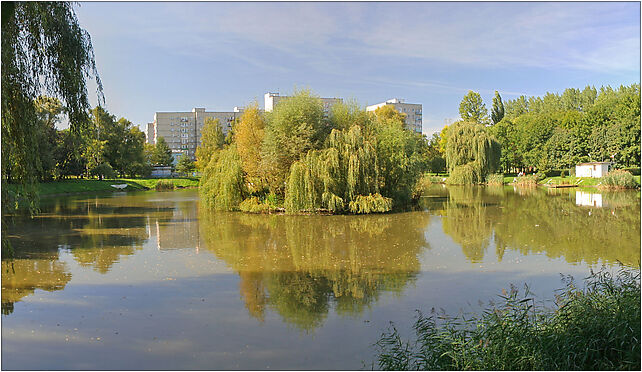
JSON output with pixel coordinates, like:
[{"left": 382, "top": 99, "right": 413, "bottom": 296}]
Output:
[
  {"left": 373, "top": 105, "right": 407, "bottom": 128},
  {"left": 34, "top": 96, "right": 64, "bottom": 181},
  {"left": 459, "top": 91, "right": 489, "bottom": 124},
  {"left": 329, "top": 100, "right": 374, "bottom": 132},
  {"left": 2, "top": 2, "right": 102, "bottom": 217},
  {"left": 175, "top": 154, "right": 196, "bottom": 176},
  {"left": 153, "top": 137, "right": 174, "bottom": 166},
  {"left": 52, "top": 129, "right": 85, "bottom": 179},
  {"left": 491, "top": 91, "right": 504, "bottom": 125},
  {"left": 195, "top": 117, "right": 225, "bottom": 170},
  {"left": 200, "top": 144, "right": 247, "bottom": 211},
  {"left": 445, "top": 121, "right": 501, "bottom": 184},
  {"left": 262, "top": 89, "right": 328, "bottom": 193}
]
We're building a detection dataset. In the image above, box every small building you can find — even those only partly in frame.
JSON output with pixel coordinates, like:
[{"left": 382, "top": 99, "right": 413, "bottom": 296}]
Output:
[
  {"left": 150, "top": 166, "right": 173, "bottom": 178},
  {"left": 575, "top": 162, "right": 612, "bottom": 178}
]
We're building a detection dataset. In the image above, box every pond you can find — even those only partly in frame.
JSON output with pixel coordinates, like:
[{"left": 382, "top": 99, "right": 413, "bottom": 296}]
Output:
[{"left": 2, "top": 186, "right": 639, "bottom": 369}]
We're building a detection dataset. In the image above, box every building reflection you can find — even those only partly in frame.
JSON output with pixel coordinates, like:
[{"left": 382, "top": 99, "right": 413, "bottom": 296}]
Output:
[{"left": 575, "top": 190, "right": 604, "bottom": 208}]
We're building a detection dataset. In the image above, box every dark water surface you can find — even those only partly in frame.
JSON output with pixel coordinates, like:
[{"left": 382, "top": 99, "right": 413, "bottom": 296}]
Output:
[{"left": 2, "top": 186, "right": 639, "bottom": 369}]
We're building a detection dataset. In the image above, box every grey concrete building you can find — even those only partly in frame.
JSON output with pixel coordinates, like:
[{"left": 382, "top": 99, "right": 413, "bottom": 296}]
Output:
[{"left": 150, "top": 107, "right": 243, "bottom": 159}]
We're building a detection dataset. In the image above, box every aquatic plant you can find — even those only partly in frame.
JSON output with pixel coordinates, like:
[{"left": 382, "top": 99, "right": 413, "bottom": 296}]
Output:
[
  {"left": 154, "top": 180, "right": 175, "bottom": 190},
  {"left": 513, "top": 174, "right": 538, "bottom": 187},
  {"left": 485, "top": 173, "right": 504, "bottom": 186},
  {"left": 374, "top": 268, "right": 641, "bottom": 370},
  {"left": 600, "top": 170, "right": 638, "bottom": 189}
]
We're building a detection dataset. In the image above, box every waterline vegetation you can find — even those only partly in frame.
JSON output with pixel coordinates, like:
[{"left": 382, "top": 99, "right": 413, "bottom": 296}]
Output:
[{"left": 374, "top": 268, "right": 641, "bottom": 370}]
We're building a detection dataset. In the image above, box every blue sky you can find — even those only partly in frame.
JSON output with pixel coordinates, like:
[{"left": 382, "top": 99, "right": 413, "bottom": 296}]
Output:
[{"left": 75, "top": 1, "right": 640, "bottom": 136}]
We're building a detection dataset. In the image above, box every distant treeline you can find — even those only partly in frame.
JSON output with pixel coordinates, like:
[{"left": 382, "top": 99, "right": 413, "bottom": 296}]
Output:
[
  {"left": 4, "top": 98, "right": 180, "bottom": 183},
  {"left": 490, "top": 84, "right": 639, "bottom": 172}
]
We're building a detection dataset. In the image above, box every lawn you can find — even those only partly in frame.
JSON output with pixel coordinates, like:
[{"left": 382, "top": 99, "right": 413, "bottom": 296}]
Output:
[{"left": 6, "top": 177, "right": 200, "bottom": 196}]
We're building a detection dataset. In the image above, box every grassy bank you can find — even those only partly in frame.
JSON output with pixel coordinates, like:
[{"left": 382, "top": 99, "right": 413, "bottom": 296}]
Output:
[
  {"left": 500, "top": 175, "right": 641, "bottom": 188},
  {"left": 374, "top": 268, "right": 640, "bottom": 370},
  {"left": 5, "top": 178, "right": 199, "bottom": 196}
]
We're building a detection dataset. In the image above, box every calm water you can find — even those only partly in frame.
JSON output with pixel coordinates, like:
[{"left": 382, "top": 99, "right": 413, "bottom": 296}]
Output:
[{"left": 2, "top": 186, "right": 640, "bottom": 369}]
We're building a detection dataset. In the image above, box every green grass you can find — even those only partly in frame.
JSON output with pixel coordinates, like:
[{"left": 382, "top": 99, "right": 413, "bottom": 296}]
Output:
[
  {"left": 502, "top": 175, "right": 641, "bottom": 188},
  {"left": 374, "top": 268, "right": 641, "bottom": 370},
  {"left": 6, "top": 177, "right": 199, "bottom": 196}
]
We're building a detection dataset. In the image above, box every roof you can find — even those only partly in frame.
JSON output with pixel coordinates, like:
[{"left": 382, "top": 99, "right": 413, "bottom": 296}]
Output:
[{"left": 576, "top": 162, "right": 612, "bottom": 166}]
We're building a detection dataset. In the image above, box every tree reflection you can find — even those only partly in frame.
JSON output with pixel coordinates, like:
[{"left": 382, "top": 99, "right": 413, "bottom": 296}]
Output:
[
  {"left": 431, "top": 186, "right": 640, "bottom": 267},
  {"left": 199, "top": 209, "right": 431, "bottom": 331},
  {"left": 441, "top": 186, "right": 500, "bottom": 263},
  {"left": 1, "top": 254, "right": 71, "bottom": 315}
]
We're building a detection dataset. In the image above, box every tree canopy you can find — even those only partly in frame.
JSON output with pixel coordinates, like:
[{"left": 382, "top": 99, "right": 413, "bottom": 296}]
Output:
[
  {"left": 459, "top": 91, "right": 489, "bottom": 125},
  {"left": 2, "top": 2, "right": 102, "bottom": 215}
]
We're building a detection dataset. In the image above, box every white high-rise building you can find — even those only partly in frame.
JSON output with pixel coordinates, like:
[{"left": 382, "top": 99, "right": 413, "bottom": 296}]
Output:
[
  {"left": 264, "top": 92, "right": 342, "bottom": 113},
  {"left": 366, "top": 98, "right": 422, "bottom": 133}
]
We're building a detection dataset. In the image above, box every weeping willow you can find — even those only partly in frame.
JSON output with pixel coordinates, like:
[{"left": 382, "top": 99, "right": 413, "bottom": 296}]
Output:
[
  {"left": 445, "top": 121, "right": 501, "bottom": 184},
  {"left": 199, "top": 144, "right": 247, "bottom": 211},
  {"left": 284, "top": 126, "right": 391, "bottom": 213}
]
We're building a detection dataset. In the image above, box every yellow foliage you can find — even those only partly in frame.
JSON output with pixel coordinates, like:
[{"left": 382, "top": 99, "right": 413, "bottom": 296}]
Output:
[{"left": 235, "top": 102, "right": 265, "bottom": 181}]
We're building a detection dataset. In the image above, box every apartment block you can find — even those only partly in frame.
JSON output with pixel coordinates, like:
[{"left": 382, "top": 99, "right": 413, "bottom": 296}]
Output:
[
  {"left": 264, "top": 92, "right": 343, "bottom": 113},
  {"left": 366, "top": 98, "right": 423, "bottom": 133},
  {"left": 150, "top": 108, "right": 242, "bottom": 159}
]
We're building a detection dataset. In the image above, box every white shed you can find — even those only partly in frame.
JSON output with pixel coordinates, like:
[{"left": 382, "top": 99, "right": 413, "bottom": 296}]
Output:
[{"left": 575, "top": 162, "right": 612, "bottom": 178}]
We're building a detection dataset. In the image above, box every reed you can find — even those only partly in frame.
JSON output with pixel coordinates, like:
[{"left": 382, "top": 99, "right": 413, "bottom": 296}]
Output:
[
  {"left": 374, "top": 268, "right": 641, "bottom": 370},
  {"left": 600, "top": 170, "right": 638, "bottom": 189}
]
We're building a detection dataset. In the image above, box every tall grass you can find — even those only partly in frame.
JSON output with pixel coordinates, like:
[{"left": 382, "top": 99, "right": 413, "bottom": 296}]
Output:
[
  {"left": 374, "top": 268, "right": 640, "bottom": 370},
  {"left": 600, "top": 170, "right": 638, "bottom": 189},
  {"left": 486, "top": 173, "right": 504, "bottom": 186},
  {"left": 154, "top": 180, "right": 175, "bottom": 191},
  {"left": 513, "top": 174, "right": 538, "bottom": 187}
]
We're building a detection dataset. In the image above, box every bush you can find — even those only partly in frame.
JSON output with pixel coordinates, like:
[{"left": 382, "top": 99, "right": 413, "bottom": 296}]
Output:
[
  {"left": 239, "top": 194, "right": 280, "bottom": 213},
  {"left": 89, "top": 163, "right": 115, "bottom": 180},
  {"left": 560, "top": 170, "right": 567, "bottom": 178},
  {"left": 600, "top": 170, "right": 638, "bottom": 189},
  {"left": 535, "top": 171, "right": 547, "bottom": 181},
  {"left": 374, "top": 268, "right": 641, "bottom": 371},
  {"left": 513, "top": 174, "right": 538, "bottom": 187},
  {"left": 155, "top": 180, "right": 175, "bottom": 190},
  {"left": 485, "top": 173, "right": 504, "bottom": 186}
]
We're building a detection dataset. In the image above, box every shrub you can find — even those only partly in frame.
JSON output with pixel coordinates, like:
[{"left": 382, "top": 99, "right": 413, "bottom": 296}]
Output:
[
  {"left": 239, "top": 193, "right": 280, "bottom": 213},
  {"left": 513, "top": 174, "right": 538, "bottom": 187},
  {"left": 486, "top": 173, "right": 504, "bottom": 186},
  {"left": 90, "top": 163, "right": 115, "bottom": 180},
  {"left": 600, "top": 170, "right": 638, "bottom": 189},
  {"left": 560, "top": 170, "right": 567, "bottom": 178},
  {"left": 535, "top": 171, "right": 547, "bottom": 181},
  {"left": 374, "top": 268, "right": 641, "bottom": 371},
  {"left": 155, "top": 180, "right": 175, "bottom": 191}
]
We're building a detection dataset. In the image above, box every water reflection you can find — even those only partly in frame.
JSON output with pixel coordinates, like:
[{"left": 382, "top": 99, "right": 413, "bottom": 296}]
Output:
[
  {"left": 2, "top": 187, "right": 639, "bottom": 324},
  {"left": 1, "top": 255, "right": 71, "bottom": 315},
  {"left": 420, "top": 185, "right": 640, "bottom": 266},
  {"left": 199, "top": 211, "right": 431, "bottom": 331},
  {"left": 576, "top": 190, "right": 603, "bottom": 207}
]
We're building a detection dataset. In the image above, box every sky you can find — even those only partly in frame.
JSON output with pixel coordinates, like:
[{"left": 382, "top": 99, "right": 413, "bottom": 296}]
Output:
[{"left": 74, "top": 1, "right": 640, "bottom": 136}]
